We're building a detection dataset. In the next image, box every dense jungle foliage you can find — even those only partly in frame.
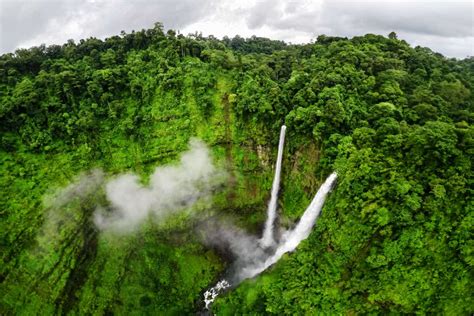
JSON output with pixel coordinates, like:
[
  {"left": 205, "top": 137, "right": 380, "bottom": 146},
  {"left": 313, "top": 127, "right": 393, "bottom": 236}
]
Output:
[{"left": 1, "top": 23, "right": 473, "bottom": 314}]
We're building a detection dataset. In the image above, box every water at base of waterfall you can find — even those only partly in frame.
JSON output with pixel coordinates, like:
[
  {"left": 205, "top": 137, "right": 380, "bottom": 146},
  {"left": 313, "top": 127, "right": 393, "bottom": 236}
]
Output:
[{"left": 203, "top": 279, "right": 230, "bottom": 309}]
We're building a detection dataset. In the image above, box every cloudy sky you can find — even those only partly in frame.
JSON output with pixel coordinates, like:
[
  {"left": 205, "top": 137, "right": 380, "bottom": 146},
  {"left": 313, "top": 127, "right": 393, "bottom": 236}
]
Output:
[{"left": 0, "top": 0, "right": 472, "bottom": 58}]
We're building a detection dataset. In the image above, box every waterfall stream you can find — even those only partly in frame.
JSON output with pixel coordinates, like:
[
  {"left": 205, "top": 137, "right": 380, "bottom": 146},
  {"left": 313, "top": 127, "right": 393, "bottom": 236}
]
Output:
[
  {"left": 260, "top": 125, "right": 286, "bottom": 248},
  {"left": 202, "top": 126, "right": 337, "bottom": 310},
  {"left": 237, "top": 172, "right": 338, "bottom": 281}
]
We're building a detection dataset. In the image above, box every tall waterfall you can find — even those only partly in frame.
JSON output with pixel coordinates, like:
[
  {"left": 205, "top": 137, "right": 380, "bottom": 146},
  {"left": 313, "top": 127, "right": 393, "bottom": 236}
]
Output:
[
  {"left": 237, "top": 172, "right": 338, "bottom": 281},
  {"left": 202, "top": 172, "right": 337, "bottom": 309},
  {"left": 260, "top": 125, "right": 287, "bottom": 248}
]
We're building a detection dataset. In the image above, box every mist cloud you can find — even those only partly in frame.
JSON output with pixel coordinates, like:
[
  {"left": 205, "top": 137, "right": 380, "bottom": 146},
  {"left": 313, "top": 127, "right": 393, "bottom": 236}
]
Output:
[
  {"left": 45, "top": 169, "right": 105, "bottom": 209},
  {"left": 95, "top": 139, "right": 223, "bottom": 232},
  {"left": 198, "top": 219, "right": 267, "bottom": 282},
  {"left": 42, "top": 139, "right": 223, "bottom": 236},
  {"left": 40, "top": 169, "right": 104, "bottom": 247}
]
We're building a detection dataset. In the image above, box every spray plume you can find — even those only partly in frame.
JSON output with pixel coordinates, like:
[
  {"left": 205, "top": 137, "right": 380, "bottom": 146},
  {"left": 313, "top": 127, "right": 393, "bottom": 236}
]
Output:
[
  {"left": 95, "top": 139, "right": 222, "bottom": 232},
  {"left": 44, "top": 139, "right": 222, "bottom": 236}
]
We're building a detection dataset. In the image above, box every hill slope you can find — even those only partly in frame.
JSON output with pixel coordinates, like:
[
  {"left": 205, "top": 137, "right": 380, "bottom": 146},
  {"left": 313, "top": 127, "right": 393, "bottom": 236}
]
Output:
[{"left": 1, "top": 25, "right": 473, "bottom": 314}]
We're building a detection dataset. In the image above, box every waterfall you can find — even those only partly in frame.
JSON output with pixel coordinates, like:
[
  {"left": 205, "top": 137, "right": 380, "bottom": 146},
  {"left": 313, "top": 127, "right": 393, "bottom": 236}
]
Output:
[
  {"left": 202, "top": 125, "right": 338, "bottom": 310},
  {"left": 202, "top": 172, "right": 337, "bottom": 309},
  {"left": 260, "top": 125, "right": 287, "bottom": 248},
  {"left": 237, "top": 172, "right": 338, "bottom": 281}
]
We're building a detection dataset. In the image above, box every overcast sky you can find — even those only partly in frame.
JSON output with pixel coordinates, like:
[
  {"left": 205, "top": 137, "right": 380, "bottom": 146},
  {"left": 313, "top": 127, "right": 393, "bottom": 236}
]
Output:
[{"left": 0, "top": 0, "right": 473, "bottom": 58}]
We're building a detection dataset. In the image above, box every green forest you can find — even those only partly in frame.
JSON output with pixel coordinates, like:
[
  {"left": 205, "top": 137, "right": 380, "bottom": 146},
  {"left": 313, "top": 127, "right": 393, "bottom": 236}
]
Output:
[{"left": 1, "top": 23, "right": 473, "bottom": 314}]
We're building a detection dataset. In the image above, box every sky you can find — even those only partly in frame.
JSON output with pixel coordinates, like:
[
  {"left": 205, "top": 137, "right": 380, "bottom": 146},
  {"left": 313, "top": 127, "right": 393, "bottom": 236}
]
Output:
[{"left": 0, "top": 0, "right": 473, "bottom": 58}]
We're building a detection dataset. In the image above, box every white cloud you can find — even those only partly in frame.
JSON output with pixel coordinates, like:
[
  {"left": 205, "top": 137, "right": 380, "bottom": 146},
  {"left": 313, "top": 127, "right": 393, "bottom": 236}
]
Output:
[
  {"left": 0, "top": 0, "right": 214, "bottom": 52},
  {"left": 184, "top": 0, "right": 473, "bottom": 57},
  {"left": 95, "top": 139, "right": 223, "bottom": 233},
  {"left": 0, "top": 0, "right": 472, "bottom": 58}
]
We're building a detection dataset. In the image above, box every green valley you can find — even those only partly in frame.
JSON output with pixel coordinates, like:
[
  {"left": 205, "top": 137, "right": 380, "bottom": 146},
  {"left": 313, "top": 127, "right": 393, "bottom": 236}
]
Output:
[{"left": 0, "top": 24, "right": 473, "bottom": 314}]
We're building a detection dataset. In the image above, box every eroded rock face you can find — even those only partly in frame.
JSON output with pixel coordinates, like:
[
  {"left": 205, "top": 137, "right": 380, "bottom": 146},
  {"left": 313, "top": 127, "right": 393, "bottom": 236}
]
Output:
[{"left": 256, "top": 144, "right": 271, "bottom": 167}]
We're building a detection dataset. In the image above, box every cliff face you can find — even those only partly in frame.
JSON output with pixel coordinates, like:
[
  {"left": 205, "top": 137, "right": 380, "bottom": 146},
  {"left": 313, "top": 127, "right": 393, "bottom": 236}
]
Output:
[{"left": 0, "top": 71, "right": 321, "bottom": 314}]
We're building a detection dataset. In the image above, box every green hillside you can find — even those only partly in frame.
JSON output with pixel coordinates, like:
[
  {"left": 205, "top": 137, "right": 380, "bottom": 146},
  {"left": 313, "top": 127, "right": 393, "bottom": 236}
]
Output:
[{"left": 1, "top": 24, "right": 473, "bottom": 314}]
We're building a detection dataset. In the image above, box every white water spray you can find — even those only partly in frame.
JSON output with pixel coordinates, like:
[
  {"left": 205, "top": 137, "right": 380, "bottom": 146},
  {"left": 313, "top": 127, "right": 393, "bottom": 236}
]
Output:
[
  {"left": 260, "top": 125, "right": 286, "bottom": 248},
  {"left": 238, "top": 172, "right": 338, "bottom": 281},
  {"left": 202, "top": 172, "right": 337, "bottom": 309},
  {"left": 204, "top": 279, "right": 230, "bottom": 309}
]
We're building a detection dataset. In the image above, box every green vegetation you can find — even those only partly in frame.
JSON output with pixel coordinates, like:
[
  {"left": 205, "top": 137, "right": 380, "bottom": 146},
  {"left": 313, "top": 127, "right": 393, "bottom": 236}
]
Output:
[{"left": 1, "top": 23, "right": 473, "bottom": 314}]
